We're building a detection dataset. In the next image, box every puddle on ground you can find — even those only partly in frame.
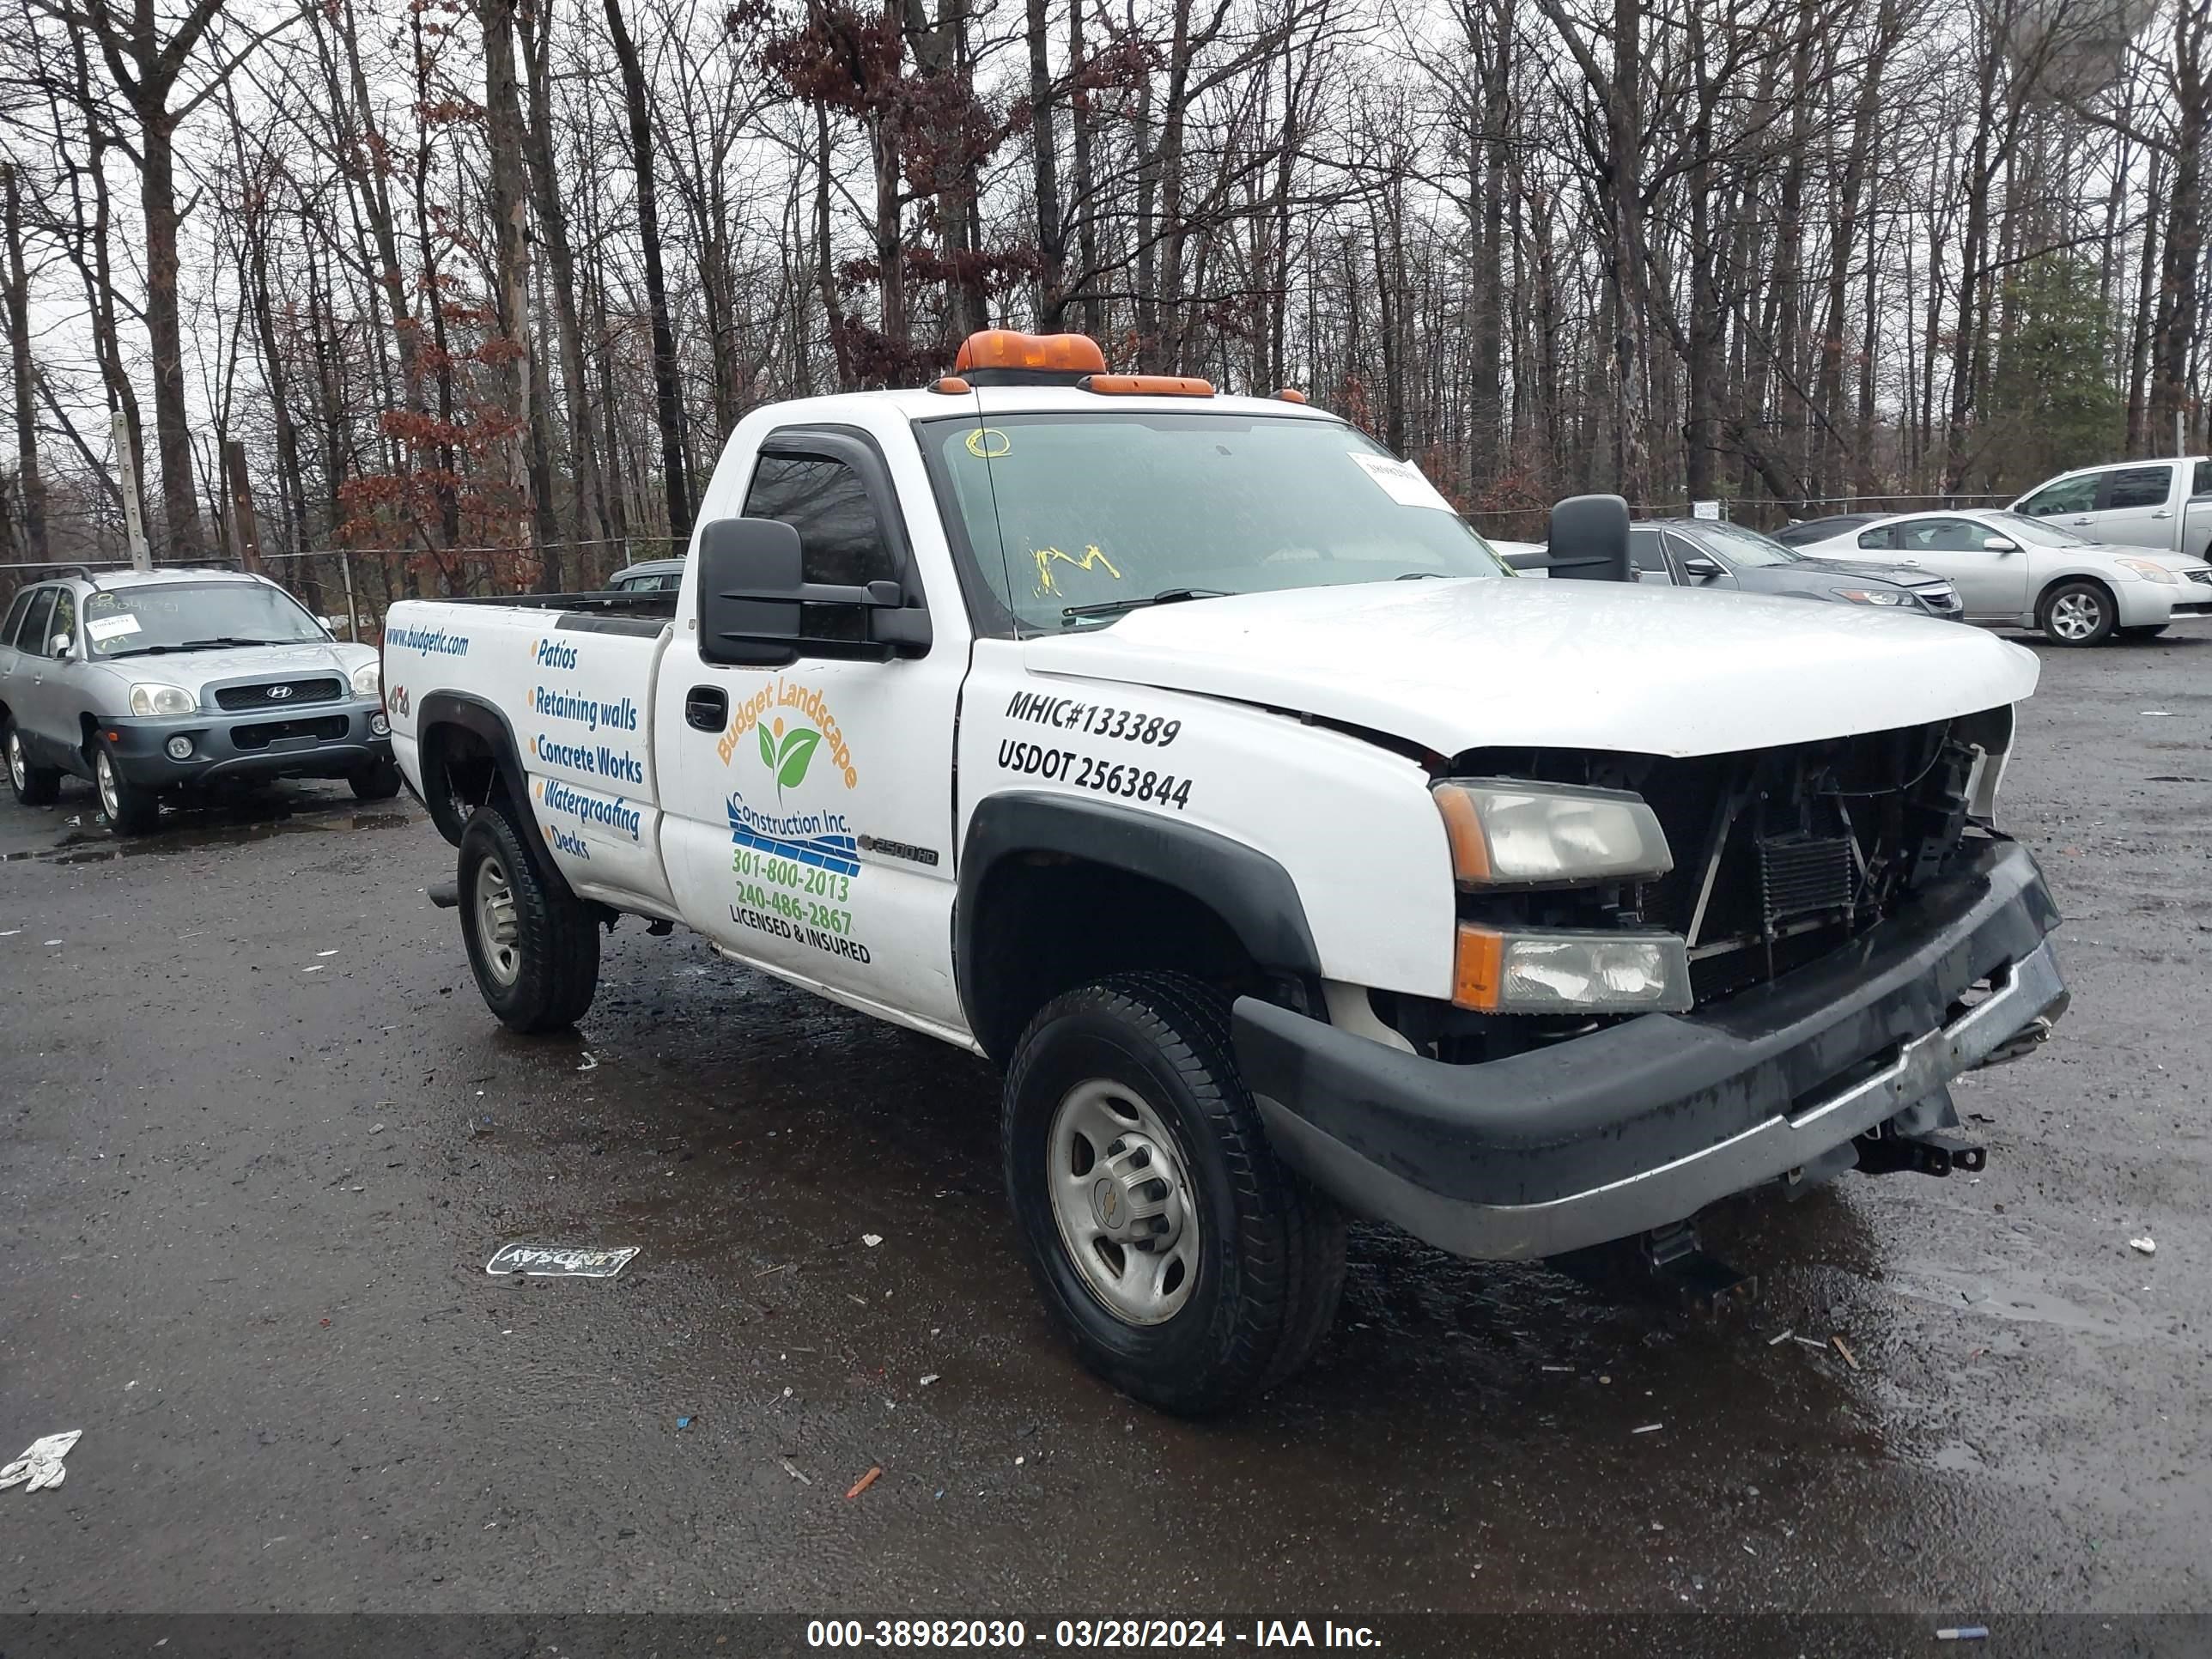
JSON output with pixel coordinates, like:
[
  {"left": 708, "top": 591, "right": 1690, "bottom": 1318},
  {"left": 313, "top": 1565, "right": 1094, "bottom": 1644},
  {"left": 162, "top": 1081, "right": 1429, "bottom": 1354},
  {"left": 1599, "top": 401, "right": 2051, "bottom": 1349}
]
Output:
[{"left": 3, "top": 793, "right": 415, "bottom": 864}]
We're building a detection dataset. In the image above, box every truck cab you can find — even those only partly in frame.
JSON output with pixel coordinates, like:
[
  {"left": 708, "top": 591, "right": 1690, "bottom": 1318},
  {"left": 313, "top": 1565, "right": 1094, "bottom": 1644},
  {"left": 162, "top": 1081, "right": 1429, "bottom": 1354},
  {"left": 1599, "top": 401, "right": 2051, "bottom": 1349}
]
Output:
[
  {"left": 2011, "top": 456, "right": 2212, "bottom": 560},
  {"left": 386, "top": 331, "right": 2069, "bottom": 1415}
]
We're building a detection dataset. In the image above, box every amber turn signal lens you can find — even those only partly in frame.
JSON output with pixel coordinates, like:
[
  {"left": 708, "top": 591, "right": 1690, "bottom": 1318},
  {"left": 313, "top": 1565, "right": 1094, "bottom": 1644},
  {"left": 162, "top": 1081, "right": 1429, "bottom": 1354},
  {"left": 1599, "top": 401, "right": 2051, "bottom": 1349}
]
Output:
[
  {"left": 953, "top": 330, "right": 1109, "bottom": 375},
  {"left": 1452, "top": 925, "right": 1506, "bottom": 1012},
  {"left": 1432, "top": 784, "right": 1491, "bottom": 884},
  {"left": 931, "top": 375, "right": 971, "bottom": 395},
  {"left": 1273, "top": 387, "right": 1309, "bottom": 404}
]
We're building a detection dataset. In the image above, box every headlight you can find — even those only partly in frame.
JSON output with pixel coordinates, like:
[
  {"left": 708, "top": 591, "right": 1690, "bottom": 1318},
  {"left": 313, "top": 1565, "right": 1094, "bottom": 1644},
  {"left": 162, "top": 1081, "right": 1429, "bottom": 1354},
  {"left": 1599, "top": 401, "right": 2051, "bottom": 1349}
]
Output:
[
  {"left": 128, "top": 684, "right": 196, "bottom": 716},
  {"left": 2115, "top": 557, "right": 2179, "bottom": 585},
  {"left": 1433, "top": 780, "right": 1672, "bottom": 887},
  {"left": 350, "top": 659, "right": 381, "bottom": 696},
  {"left": 1454, "top": 924, "right": 1692, "bottom": 1013},
  {"left": 1835, "top": 588, "right": 1905, "bottom": 605}
]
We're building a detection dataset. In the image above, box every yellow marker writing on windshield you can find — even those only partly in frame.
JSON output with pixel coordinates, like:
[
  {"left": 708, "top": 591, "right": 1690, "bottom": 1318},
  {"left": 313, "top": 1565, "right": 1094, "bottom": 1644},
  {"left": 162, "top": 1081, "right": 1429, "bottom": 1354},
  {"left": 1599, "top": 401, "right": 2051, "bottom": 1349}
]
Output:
[
  {"left": 1032, "top": 545, "right": 1121, "bottom": 596},
  {"left": 966, "top": 428, "right": 1012, "bottom": 459}
]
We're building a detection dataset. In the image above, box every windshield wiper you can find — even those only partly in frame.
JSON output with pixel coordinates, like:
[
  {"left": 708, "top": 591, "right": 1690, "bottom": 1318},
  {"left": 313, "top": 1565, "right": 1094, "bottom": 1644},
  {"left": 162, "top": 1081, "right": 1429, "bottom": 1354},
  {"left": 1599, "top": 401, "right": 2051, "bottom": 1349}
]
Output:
[
  {"left": 177, "top": 636, "right": 289, "bottom": 648},
  {"left": 1062, "top": 586, "right": 1232, "bottom": 622}
]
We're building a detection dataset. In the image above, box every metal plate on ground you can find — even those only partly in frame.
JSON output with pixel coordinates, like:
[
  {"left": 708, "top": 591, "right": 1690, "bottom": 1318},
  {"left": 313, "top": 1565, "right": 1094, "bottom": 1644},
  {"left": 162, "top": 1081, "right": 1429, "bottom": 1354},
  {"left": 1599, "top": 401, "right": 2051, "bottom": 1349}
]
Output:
[{"left": 485, "top": 1243, "right": 640, "bottom": 1279}]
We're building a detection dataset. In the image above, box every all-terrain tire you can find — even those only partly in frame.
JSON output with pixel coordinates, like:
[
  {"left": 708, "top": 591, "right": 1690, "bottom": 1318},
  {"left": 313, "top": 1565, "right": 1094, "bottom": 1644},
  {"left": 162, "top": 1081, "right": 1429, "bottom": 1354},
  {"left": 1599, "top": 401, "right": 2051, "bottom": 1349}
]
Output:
[
  {"left": 5, "top": 719, "right": 61, "bottom": 806},
  {"left": 1002, "top": 972, "right": 1346, "bottom": 1416},
  {"left": 456, "top": 802, "right": 600, "bottom": 1033}
]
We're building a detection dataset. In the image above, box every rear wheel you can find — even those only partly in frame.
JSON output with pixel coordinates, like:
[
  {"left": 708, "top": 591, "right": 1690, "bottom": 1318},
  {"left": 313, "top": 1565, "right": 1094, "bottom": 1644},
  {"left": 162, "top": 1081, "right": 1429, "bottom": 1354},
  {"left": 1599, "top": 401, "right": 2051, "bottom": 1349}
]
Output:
[
  {"left": 456, "top": 803, "right": 599, "bottom": 1032},
  {"left": 1002, "top": 972, "right": 1346, "bottom": 1416},
  {"left": 2037, "top": 580, "right": 2117, "bottom": 647},
  {"left": 5, "top": 720, "right": 60, "bottom": 806},
  {"left": 349, "top": 758, "right": 404, "bottom": 800},
  {"left": 93, "top": 742, "right": 161, "bottom": 835}
]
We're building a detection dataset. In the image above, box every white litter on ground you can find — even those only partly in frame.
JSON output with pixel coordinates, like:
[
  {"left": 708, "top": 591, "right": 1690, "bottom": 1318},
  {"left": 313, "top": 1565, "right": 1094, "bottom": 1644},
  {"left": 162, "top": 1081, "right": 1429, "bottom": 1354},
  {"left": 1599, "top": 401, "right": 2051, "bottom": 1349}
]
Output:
[
  {"left": 862, "top": 1233, "right": 883, "bottom": 1248},
  {"left": 1, "top": 1431, "right": 82, "bottom": 1492},
  {"left": 2130, "top": 1237, "right": 2156, "bottom": 1256}
]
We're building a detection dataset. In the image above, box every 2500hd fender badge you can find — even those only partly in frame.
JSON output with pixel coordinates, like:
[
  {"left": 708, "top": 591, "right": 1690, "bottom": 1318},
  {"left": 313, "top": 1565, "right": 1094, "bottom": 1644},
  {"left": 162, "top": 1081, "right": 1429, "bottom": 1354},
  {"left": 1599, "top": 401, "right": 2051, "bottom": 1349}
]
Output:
[{"left": 858, "top": 833, "right": 939, "bottom": 867}]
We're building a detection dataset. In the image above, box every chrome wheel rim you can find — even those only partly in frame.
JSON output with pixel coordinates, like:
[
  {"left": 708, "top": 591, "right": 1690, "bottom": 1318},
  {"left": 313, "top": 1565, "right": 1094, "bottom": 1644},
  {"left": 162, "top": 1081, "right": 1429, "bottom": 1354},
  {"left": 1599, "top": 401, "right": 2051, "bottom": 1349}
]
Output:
[
  {"left": 95, "top": 749, "right": 120, "bottom": 819},
  {"left": 7, "top": 732, "right": 23, "bottom": 793},
  {"left": 1047, "top": 1078, "right": 1201, "bottom": 1326},
  {"left": 2051, "top": 592, "right": 2103, "bottom": 641},
  {"left": 475, "top": 854, "right": 521, "bottom": 987}
]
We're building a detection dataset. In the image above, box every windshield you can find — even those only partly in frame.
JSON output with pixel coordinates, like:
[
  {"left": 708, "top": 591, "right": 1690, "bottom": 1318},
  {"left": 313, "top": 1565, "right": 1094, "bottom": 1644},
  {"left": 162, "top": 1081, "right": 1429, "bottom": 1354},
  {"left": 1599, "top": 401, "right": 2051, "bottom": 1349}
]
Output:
[
  {"left": 1682, "top": 521, "right": 1802, "bottom": 567},
  {"left": 1985, "top": 511, "right": 2089, "bottom": 547},
  {"left": 918, "top": 412, "right": 1508, "bottom": 631},
  {"left": 82, "top": 581, "right": 327, "bottom": 658}
]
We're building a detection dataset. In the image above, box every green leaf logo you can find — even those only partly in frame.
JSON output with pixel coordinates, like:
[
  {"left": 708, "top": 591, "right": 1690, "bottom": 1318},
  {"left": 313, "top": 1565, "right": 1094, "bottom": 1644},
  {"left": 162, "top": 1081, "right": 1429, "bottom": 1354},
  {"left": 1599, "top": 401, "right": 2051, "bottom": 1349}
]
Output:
[
  {"left": 757, "top": 721, "right": 776, "bottom": 770},
  {"left": 775, "top": 727, "right": 822, "bottom": 793}
]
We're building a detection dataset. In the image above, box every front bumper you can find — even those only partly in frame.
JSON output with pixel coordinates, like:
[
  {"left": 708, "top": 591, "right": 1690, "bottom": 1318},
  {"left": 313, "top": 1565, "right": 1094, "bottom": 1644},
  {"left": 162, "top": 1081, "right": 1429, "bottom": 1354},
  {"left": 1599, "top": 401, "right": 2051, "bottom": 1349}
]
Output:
[
  {"left": 103, "top": 699, "right": 392, "bottom": 787},
  {"left": 1237, "top": 838, "right": 2067, "bottom": 1261}
]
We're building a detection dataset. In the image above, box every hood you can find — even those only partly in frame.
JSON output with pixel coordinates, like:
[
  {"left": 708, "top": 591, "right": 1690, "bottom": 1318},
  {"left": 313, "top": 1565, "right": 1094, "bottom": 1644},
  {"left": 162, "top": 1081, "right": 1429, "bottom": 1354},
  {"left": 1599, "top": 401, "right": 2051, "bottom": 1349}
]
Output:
[
  {"left": 1784, "top": 556, "right": 1942, "bottom": 586},
  {"left": 1019, "top": 579, "right": 2039, "bottom": 760},
  {"left": 2087, "top": 544, "right": 2210, "bottom": 575},
  {"left": 97, "top": 639, "right": 374, "bottom": 694}
]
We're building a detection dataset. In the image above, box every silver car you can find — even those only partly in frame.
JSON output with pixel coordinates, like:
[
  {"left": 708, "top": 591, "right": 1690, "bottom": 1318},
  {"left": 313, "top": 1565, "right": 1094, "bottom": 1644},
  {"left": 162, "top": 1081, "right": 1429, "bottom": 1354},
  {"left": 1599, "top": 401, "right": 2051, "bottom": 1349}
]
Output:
[{"left": 0, "top": 566, "right": 397, "bottom": 834}]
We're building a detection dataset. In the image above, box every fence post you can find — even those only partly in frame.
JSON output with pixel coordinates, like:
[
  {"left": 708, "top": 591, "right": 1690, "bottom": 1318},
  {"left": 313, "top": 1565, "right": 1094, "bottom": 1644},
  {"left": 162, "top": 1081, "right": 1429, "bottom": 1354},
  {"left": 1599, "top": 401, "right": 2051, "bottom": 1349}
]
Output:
[{"left": 339, "top": 550, "right": 358, "bottom": 641}]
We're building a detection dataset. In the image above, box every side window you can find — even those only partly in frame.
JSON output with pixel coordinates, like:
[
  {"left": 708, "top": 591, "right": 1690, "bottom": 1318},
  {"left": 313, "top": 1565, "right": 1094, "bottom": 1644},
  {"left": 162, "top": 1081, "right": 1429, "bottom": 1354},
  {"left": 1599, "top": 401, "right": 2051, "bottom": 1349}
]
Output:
[
  {"left": 744, "top": 453, "right": 898, "bottom": 588},
  {"left": 1909, "top": 518, "right": 1989, "bottom": 552},
  {"left": 2194, "top": 461, "right": 2212, "bottom": 499},
  {"left": 1627, "top": 528, "right": 1671, "bottom": 577},
  {"left": 2101, "top": 465, "right": 2172, "bottom": 511},
  {"left": 14, "top": 587, "right": 54, "bottom": 653},
  {"left": 0, "top": 588, "right": 31, "bottom": 648},
  {"left": 2019, "top": 475, "right": 2099, "bottom": 516},
  {"left": 47, "top": 587, "right": 76, "bottom": 652},
  {"left": 1856, "top": 526, "right": 1897, "bottom": 550}
]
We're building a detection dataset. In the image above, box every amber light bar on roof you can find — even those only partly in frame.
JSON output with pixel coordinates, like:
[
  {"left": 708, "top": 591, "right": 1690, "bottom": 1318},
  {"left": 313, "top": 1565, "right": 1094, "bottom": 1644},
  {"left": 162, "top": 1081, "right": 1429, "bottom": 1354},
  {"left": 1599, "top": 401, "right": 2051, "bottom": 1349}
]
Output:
[{"left": 939, "top": 331, "right": 1233, "bottom": 398}]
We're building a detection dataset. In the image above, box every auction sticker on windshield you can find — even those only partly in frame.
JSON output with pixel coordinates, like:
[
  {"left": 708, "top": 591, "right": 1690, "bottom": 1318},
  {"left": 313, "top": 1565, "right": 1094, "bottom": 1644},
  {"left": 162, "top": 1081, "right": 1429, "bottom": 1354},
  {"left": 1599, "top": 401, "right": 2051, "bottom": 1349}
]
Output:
[
  {"left": 485, "top": 1243, "right": 641, "bottom": 1278},
  {"left": 1348, "top": 451, "right": 1455, "bottom": 512}
]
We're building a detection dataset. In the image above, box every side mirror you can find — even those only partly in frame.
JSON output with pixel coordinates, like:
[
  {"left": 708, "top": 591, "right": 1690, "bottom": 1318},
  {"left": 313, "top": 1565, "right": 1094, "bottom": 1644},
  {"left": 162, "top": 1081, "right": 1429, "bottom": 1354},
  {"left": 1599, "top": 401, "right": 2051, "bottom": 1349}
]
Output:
[
  {"left": 695, "top": 517, "right": 930, "bottom": 667},
  {"left": 1545, "top": 495, "right": 1633, "bottom": 582},
  {"left": 1983, "top": 537, "right": 2019, "bottom": 553},
  {"left": 1682, "top": 557, "right": 1724, "bottom": 579},
  {"left": 50, "top": 632, "right": 72, "bottom": 659}
]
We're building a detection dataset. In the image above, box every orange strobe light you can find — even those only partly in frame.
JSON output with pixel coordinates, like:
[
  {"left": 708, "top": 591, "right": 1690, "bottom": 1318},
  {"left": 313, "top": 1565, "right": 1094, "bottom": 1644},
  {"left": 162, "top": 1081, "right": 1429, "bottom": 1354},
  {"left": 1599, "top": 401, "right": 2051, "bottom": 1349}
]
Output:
[{"left": 953, "top": 330, "right": 1109, "bottom": 380}]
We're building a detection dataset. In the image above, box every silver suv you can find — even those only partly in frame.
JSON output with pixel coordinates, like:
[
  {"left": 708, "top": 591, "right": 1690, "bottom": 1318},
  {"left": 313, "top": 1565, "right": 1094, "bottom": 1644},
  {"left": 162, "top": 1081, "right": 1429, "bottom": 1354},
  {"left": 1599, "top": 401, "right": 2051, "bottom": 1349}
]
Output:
[{"left": 0, "top": 566, "right": 397, "bottom": 834}]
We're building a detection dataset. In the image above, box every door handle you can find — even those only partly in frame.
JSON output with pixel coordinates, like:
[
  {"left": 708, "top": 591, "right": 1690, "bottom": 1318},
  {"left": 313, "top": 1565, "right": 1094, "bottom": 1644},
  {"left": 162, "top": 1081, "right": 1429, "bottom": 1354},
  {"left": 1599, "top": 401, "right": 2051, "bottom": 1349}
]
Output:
[
  {"left": 684, "top": 685, "right": 727, "bottom": 732},
  {"left": 2069, "top": 516, "right": 2094, "bottom": 525},
  {"left": 2153, "top": 509, "right": 2173, "bottom": 520}
]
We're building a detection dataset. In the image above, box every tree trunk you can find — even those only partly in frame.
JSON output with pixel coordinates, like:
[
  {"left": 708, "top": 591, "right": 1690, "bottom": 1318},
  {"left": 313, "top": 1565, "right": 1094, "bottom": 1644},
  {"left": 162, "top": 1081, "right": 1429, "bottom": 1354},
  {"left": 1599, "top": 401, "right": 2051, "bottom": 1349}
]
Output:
[
  {"left": 605, "top": 0, "right": 693, "bottom": 544},
  {"left": 1028, "top": 0, "right": 1066, "bottom": 327},
  {"left": 2, "top": 162, "right": 47, "bottom": 562}
]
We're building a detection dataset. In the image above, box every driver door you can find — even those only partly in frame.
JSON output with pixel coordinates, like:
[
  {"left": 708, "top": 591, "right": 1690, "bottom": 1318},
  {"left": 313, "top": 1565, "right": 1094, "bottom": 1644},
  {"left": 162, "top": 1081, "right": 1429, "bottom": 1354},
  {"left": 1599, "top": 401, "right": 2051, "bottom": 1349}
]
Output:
[
  {"left": 654, "top": 428, "right": 971, "bottom": 1042},
  {"left": 1891, "top": 517, "right": 2027, "bottom": 619},
  {"left": 9, "top": 587, "right": 70, "bottom": 766}
]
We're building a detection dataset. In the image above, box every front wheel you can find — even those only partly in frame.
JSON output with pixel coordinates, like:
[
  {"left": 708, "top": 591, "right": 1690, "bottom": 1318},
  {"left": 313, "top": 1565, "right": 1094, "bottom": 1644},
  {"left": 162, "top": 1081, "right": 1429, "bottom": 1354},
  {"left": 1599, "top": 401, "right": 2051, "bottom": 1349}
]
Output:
[
  {"left": 2038, "top": 580, "right": 2118, "bottom": 647},
  {"left": 456, "top": 804, "right": 600, "bottom": 1032},
  {"left": 1002, "top": 973, "right": 1346, "bottom": 1416},
  {"left": 6, "top": 720, "right": 61, "bottom": 806},
  {"left": 349, "top": 758, "right": 404, "bottom": 800},
  {"left": 93, "top": 742, "right": 161, "bottom": 835}
]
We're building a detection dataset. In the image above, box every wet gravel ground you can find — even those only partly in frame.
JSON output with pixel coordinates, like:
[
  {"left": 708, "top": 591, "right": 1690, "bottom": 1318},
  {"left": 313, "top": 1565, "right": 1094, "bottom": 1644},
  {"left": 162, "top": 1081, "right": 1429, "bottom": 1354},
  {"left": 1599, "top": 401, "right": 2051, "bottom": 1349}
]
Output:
[{"left": 0, "top": 632, "right": 2206, "bottom": 1629}]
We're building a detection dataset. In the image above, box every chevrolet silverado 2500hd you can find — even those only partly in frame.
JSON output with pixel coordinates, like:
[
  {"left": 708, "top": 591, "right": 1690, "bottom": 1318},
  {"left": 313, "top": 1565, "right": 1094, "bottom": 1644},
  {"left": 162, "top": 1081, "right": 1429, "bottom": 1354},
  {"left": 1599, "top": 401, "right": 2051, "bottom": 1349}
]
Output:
[{"left": 385, "top": 330, "right": 2069, "bottom": 1414}]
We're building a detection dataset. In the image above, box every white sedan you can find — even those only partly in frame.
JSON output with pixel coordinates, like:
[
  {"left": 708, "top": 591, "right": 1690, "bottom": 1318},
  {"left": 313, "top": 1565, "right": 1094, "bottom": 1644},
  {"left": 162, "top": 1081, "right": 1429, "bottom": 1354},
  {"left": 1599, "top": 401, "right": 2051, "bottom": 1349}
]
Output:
[{"left": 1788, "top": 507, "right": 2212, "bottom": 646}]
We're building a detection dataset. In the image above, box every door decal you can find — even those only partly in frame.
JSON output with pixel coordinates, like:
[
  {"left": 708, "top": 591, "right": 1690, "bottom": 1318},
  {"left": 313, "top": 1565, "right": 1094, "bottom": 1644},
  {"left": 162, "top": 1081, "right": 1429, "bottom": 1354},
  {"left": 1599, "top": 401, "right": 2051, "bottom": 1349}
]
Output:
[{"left": 713, "top": 675, "right": 871, "bottom": 963}]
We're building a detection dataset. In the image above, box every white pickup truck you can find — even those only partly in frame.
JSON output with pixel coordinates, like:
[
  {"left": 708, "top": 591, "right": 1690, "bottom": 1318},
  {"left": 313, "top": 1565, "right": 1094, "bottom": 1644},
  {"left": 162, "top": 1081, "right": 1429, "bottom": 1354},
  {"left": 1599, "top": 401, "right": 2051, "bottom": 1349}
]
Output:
[{"left": 384, "top": 330, "right": 2069, "bottom": 1413}]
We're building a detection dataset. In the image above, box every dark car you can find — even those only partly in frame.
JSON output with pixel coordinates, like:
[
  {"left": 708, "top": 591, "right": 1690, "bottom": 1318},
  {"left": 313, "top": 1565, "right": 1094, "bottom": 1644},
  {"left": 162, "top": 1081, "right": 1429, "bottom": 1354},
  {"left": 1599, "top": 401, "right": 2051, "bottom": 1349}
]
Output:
[
  {"left": 1772, "top": 513, "right": 1887, "bottom": 547},
  {"left": 1631, "top": 520, "right": 1962, "bottom": 617}
]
